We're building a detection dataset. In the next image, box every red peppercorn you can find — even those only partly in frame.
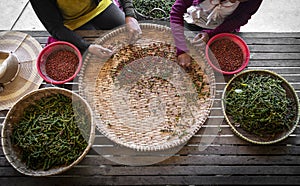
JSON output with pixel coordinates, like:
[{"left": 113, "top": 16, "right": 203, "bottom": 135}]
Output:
[
  {"left": 45, "top": 50, "right": 79, "bottom": 81},
  {"left": 209, "top": 39, "right": 244, "bottom": 72}
]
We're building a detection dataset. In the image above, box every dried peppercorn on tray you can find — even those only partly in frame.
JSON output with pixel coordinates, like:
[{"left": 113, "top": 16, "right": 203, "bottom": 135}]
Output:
[{"left": 78, "top": 23, "right": 216, "bottom": 151}]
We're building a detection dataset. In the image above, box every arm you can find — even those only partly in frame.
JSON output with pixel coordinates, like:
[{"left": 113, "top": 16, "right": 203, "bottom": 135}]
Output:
[
  {"left": 170, "top": 0, "right": 194, "bottom": 56},
  {"left": 204, "top": 0, "right": 263, "bottom": 38},
  {"left": 29, "top": 0, "right": 90, "bottom": 53},
  {"left": 119, "top": 0, "right": 136, "bottom": 18},
  {"left": 119, "top": 0, "right": 142, "bottom": 44}
]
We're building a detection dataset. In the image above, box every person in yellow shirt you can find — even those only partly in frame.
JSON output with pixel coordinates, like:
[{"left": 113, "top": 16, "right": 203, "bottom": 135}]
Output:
[{"left": 30, "top": 0, "right": 141, "bottom": 58}]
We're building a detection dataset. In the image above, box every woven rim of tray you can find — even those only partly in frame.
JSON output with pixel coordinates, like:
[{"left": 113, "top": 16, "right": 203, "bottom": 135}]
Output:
[
  {"left": 222, "top": 69, "right": 300, "bottom": 144},
  {"left": 78, "top": 23, "right": 216, "bottom": 151},
  {"left": 1, "top": 87, "right": 95, "bottom": 176}
]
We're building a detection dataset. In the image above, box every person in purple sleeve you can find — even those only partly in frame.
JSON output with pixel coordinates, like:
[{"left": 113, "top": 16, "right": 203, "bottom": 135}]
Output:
[{"left": 170, "top": 0, "right": 263, "bottom": 67}]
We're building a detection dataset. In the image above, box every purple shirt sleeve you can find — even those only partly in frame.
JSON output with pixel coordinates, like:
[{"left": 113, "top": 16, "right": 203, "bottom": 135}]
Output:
[
  {"left": 170, "top": 0, "right": 263, "bottom": 56},
  {"left": 170, "top": 0, "right": 194, "bottom": 56}
]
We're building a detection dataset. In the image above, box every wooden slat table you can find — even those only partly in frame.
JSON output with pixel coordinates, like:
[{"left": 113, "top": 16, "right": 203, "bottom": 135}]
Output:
[{"left": 0, "top": 30, "right": 299, "bottom": 185}]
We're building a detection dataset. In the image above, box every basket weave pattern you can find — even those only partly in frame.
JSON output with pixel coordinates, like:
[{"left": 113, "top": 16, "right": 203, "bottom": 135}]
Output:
[
  {"left": 222, "top": 70, "right": 299, "bottom": 144},
  {"left": 1, "top": 88, "right": 95, "bottom": 176},
  {"left": 79, "top": 23, "right": 216, "bottom": 151}
]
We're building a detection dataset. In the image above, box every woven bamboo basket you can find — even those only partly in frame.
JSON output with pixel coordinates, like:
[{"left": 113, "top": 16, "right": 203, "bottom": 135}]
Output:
[
  {"left": 1, "top": 87, "right": 95, "bottom": 176},
  {"left": 78, "top": 23, "right": 216, "bottom": 151},
  {"left": 222, "top": 70, "right": 300, "bottom": 144}
]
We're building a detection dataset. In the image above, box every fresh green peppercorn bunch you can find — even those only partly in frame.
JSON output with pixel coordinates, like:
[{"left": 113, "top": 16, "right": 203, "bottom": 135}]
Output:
[
  {"left": 11, "top": 94, "right": 89, "bottom": 170},
  {"left": 225, "top": 73, "right": 296, "bottom": 137},
  {"left": 133, "top": 0, "right": 175, "bottom": 19}
]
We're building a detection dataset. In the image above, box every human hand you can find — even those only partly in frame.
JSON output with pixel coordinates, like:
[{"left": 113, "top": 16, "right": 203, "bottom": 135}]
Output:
[
  {"left": 177, "top": 53, "right": 192, "bottom": 67},
  {"left": 192, "top": 32, "right": 209, "bottom": 49},
  {"left": 125, "top": 17, "right": 142, "bottom": 44},
  {"left": 191, "top": 6, "right": 202, "bottom": 20},
  {"left": 88, "top": 44, "right": 114, "bottom": 58}
]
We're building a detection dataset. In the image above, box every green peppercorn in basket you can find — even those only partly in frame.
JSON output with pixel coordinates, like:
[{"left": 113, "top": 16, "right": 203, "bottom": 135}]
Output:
[
  {"left": 133, "top": 0, "right": 175, "bottom": 21},
  {"left": 222, "top": 70, "right": 299, "bottom": 144},
  {"left": 1, "top": 87, "right": 95, "bottom": 176}
]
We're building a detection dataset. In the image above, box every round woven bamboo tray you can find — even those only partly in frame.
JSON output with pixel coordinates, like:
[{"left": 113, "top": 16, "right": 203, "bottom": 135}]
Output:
[
  {"left": 78, "top": 23, "right": 216, "bottom": 151},
  {"left": 222, "top": 70, "right": 299, "bottom": 144},
  {"left": 1, "top": 87, "right": 95, "bottom": 176}
]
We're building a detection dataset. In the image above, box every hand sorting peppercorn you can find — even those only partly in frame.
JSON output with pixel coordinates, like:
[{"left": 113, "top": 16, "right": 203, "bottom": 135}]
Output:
[{"left": 88, "top": 44, "right": 115, "bottom": 58}]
